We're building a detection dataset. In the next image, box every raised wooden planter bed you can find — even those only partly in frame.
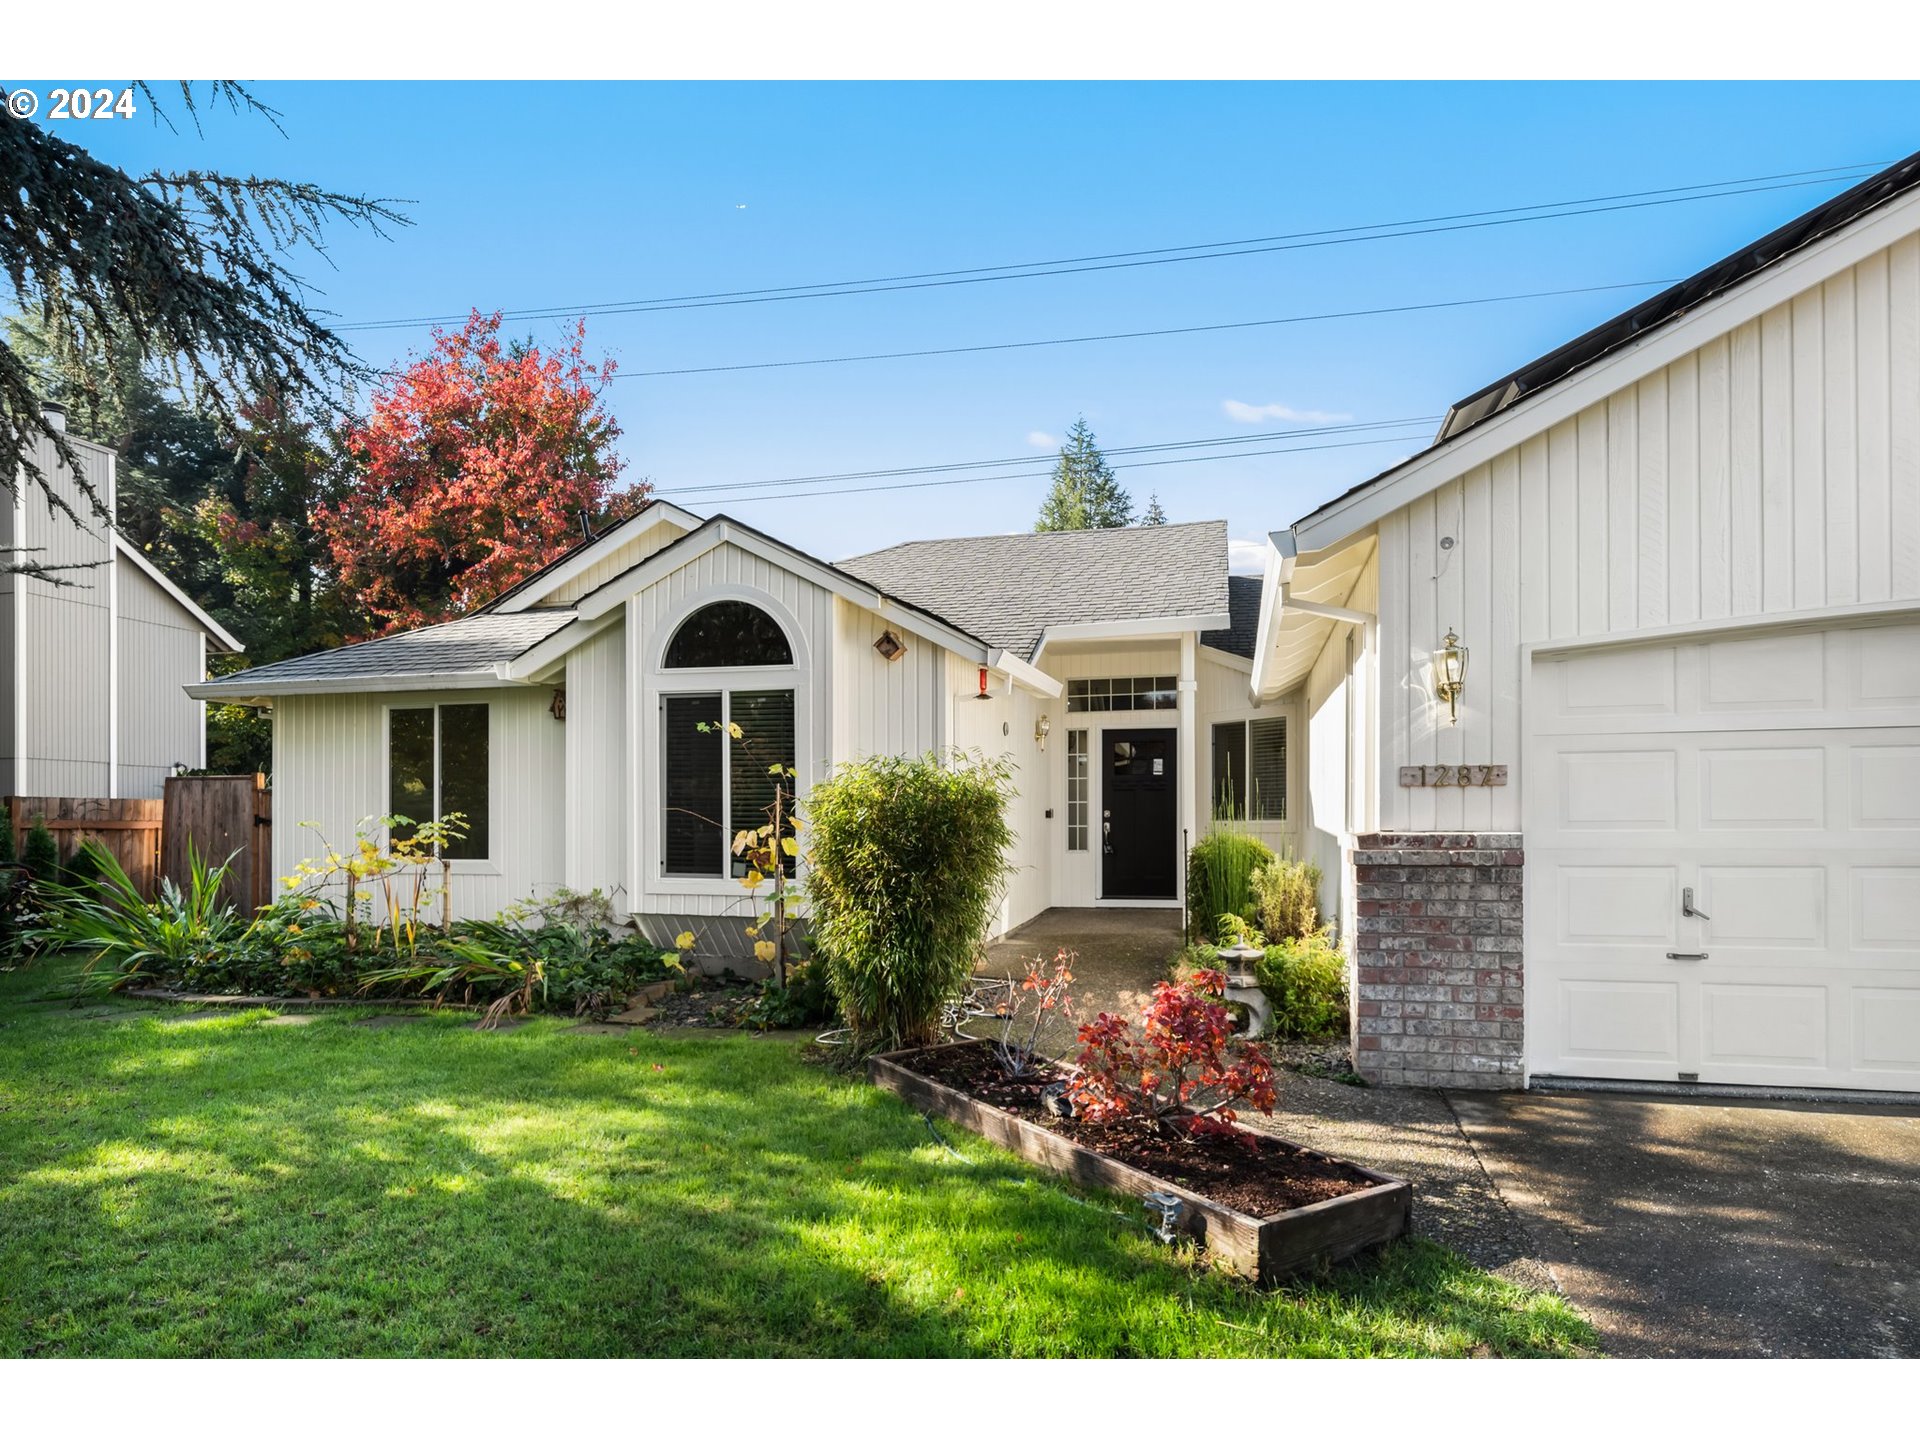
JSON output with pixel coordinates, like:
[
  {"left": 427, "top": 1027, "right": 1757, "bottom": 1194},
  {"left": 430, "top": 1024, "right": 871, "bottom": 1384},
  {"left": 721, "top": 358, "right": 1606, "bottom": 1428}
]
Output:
[{"left": 870, "top": 1039, "right": 1411, "bottom": 1284}]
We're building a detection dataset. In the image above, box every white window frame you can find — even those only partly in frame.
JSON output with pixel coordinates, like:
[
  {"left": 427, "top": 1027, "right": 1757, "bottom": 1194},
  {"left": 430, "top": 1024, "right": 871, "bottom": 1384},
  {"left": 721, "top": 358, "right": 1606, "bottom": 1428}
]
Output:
[
  {"left": 657, "top": 685, "right": 798, "bottom": 882},
  {"left": 642, "top": 585, "right": 810, "bottom": 901},
  {"left": 1209, "top": 714, "right": 1288, "bottom": 823},
  {"left": 380, "top": 699, "right": 499, "bottom": 874}
]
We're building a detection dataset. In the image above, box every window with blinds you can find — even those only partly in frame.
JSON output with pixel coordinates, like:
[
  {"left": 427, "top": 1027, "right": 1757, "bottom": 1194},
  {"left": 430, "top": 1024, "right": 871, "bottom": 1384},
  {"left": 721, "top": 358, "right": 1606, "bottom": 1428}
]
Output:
[
  {"left": 662, "top": 688, "right": 796, "bottom": 879},
  {"left": 1210, "top": 717, "right": 1285, "bottom": 822},
  {"left": 1249, "top": 716, "right": 1287, "bottom": 821}
]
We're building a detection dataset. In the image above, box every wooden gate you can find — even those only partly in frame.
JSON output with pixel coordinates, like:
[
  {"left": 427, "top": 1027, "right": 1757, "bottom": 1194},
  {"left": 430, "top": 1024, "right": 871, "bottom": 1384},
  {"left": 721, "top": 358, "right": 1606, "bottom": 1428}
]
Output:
[
  {"left": 162, "top": 773, "right": 273, "bottom": 913},
  {"left": 4, "top": 795, "right": 164, "bottom": 897}
]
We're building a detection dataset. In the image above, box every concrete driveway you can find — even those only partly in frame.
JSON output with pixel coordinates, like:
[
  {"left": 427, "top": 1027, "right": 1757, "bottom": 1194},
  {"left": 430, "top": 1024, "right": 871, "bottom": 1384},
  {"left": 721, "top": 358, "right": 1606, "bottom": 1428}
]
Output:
[{"left": 1450, "top": 1091, "right": 1920, "bottom": 1357}]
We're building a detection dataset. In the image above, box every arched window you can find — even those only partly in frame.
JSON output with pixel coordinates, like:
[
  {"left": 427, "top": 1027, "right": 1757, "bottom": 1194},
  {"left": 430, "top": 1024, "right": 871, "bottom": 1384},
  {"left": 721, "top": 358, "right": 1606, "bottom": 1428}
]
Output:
[{"left": 664, "top": 600, "right": 792, "bottom": 668}]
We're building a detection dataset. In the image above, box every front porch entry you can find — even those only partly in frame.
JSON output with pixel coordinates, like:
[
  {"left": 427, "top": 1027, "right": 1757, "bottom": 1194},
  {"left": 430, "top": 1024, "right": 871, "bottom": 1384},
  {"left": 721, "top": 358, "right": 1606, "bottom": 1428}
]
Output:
[{"left": 1100, "top": 728, "right": 1178, "bottom": 900}]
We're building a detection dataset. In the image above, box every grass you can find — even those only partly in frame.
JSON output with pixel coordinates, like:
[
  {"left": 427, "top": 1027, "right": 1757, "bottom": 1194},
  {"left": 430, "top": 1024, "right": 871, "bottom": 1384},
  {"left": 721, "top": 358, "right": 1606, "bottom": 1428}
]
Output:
[{"left": 0, "top": 959, "right": 1595, "bottom": 1357}]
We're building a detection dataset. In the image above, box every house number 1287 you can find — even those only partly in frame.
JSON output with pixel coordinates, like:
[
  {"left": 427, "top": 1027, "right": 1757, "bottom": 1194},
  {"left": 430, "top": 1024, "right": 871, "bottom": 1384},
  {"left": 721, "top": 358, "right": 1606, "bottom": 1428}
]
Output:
[{"left": 1399, "top": 765, "right": 1508, "bottom": 787}]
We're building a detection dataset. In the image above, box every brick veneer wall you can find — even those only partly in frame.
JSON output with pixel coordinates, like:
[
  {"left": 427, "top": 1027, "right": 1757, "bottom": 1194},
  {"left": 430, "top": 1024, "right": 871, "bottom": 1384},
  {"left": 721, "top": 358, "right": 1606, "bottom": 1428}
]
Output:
[{"left": 1351, "top": 832, "right": 1524, "bottom": 1089}]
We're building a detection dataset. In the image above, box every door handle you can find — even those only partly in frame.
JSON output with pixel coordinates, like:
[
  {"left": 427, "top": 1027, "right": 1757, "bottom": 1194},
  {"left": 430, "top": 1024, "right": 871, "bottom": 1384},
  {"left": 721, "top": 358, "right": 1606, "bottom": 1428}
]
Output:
[
  {"left": 1666, "top": 952, "right": 1708, "bottom": 962},
  {"left": 1682, "top": 886, "right": 1710, "bottom": 921}
]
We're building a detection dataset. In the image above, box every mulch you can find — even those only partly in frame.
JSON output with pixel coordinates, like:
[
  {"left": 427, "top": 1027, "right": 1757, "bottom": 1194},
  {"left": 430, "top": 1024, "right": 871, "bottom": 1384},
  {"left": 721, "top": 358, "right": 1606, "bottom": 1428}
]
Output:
[{"left": 902, "top": 1042, "right": 1373, "bottom": 1219}]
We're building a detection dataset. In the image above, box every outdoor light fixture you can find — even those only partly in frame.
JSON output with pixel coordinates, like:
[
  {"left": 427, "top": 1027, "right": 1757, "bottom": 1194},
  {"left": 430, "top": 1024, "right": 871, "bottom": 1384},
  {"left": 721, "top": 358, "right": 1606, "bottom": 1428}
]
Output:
[
  {"left": 1432, "top": 628, "right": 1469, "bottom": 725},
  {"left": 549, "top": 686, "right": 567, "bottom": 722},
  {"left": 1141, "top": 1192, "right": 1186, "bottom": 1245},
  {"left": 1034, "top": 714, "right": 1051, "bottom": 750}
]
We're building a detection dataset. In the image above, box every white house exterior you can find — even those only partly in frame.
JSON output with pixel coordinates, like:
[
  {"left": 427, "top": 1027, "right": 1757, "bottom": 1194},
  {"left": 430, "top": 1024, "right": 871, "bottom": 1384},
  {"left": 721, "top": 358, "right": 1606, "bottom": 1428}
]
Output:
[
  {"left": 194, "top": 510, "right": 1289, "bottom": 953},
  {"left": 1250, "top": 150, "right": 1920, "bottom": 1094},
  {"left": 4, "top": 415, "right": 243, "bottom": 799}
]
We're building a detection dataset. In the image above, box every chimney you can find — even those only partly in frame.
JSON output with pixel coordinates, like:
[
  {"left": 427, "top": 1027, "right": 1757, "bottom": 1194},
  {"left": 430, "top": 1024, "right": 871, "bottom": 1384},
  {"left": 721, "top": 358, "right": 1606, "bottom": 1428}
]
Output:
[{"left": 41, "top": 400, "right": 67, "bottom": 433}]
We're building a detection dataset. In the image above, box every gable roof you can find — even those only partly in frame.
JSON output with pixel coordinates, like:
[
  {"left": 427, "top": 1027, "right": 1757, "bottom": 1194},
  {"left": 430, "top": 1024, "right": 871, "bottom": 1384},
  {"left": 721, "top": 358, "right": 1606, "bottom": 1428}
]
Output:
[
  {"left": 1295, "top": 147, "right": 1920, "bottom": 546},
  {"left": 482, "top": 499, "right": 702, "bottom": 613},
  {"left": 113, "top": 536, "right": 244, "bottom": 652},
  {"left": 1201, "top": 573, "right": 1262, "bottom": 659},
  {"left": 188, "top": 610, "right": 576, "bottom": 700},
  {"left": 839, "top": 520, "right": 1230, "bottom": 660}
]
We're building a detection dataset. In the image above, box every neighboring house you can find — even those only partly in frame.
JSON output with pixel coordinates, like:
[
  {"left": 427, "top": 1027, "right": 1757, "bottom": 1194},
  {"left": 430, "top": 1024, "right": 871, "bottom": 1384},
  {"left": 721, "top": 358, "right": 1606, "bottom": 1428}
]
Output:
[
  {"left": 191, "top": 511, "right": 1285, "bottom": 947},
  {"left": 1249, "top": 149, "right": 1920, "bottom": 1093},
  {"left": 3, "top": 409, "right": 243, "bottom": 799}
]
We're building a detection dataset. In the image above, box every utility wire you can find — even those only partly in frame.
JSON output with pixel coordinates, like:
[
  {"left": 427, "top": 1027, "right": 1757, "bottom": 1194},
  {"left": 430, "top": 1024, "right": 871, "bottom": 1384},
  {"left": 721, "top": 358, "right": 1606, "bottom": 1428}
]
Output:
[
  {"left": 614, "top": 279, "right": 1678, "bottom": 378},
  {"left": 335, "top": 163, "right": 1882, "bottom": 332},
  {"left": 659, "top": 416, "right": 1444, "bottom": 496},
  {"left": 662, "top": 430, "right": 1437, "bottom": 508}
]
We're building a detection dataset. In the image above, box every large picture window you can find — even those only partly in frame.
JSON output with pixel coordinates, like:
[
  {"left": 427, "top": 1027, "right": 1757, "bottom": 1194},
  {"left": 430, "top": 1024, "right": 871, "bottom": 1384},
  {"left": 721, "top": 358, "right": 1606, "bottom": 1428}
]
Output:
[
  {"left": 1209, "top": 716, "right": 1286, "bottom": 822},
  {"left": 661, "top": 688, "right": 796, "bottom": 879},
  {"left": 387, "top": 703, "right": 490, "bottom": 859}
]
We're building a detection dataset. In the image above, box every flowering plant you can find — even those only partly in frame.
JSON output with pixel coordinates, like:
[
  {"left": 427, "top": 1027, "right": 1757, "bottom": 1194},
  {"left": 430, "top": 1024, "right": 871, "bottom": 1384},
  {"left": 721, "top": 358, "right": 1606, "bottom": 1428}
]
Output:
[
  {"left": 1068, "top": 968, "right": 1276, "bottom": 1139},
  {"left": 989, "top": 948, "right": 1076, "bottom": 1078}
]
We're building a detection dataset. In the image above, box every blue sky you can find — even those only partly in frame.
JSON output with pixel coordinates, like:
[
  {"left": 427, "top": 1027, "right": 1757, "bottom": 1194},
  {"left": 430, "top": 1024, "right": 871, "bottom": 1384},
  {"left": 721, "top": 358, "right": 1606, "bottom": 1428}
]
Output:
[{"left": 50, "top": 80, "right": 1920, "bottom": 564}]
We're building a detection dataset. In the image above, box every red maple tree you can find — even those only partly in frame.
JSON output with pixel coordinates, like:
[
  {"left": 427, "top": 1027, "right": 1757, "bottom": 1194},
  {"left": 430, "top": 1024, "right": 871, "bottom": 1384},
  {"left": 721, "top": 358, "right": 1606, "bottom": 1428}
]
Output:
[{"left": 319, "top": 311, "right": 645, "bottom": 633}]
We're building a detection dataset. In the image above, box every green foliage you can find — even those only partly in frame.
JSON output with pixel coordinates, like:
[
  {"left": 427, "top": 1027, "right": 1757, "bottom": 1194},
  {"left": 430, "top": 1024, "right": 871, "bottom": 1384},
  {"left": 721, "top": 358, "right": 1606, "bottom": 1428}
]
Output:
[
  {"left": 1185, "top": 830, "right": 1275, "bottom": 942},
  {"left": 738, "top": 956, "right": 839, "bottom": 1032},
  {"left": 1251, "top": 854, "right": 1323, "bottom": 943},
  {"left": 1255, "top": 931, "right": 1350, "bottom": 1040},
  {"left": 1034, "top": 417, "right": 1134, "bottom": 531},
  {"left": 1141, "top": 493, "right": 1169, "bottom": 525},
  {"left": 1214, "top": 912, "right": 1265, "bottom": 950},
  {"left": 0, "top": 804, "right": 15, "bottom": 865},
  {"left": 33, "top": 841, "right": 242, "bottom": 990},
  {"left": 805, "top": 751, "right": 1016, "bottom": 1051},
  {"left": 21, "top": 819, "right": 59, "bottom": 885},
  {"left": 0, "top": 963, "right": 1599, "bottom": 1357}
]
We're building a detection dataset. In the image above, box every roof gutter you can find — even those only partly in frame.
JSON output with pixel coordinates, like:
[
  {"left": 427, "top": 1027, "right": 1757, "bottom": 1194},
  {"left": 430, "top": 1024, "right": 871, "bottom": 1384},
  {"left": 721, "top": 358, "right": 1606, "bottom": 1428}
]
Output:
[
  {"left": 1247, "top": 529, "right": 1296, "bottom": 703},
  {"left": 988, "top": 648, "right": 1063, "bottom": 699},
  {"left": 185, "top": 670, "right": 530, "bottom": 704}
]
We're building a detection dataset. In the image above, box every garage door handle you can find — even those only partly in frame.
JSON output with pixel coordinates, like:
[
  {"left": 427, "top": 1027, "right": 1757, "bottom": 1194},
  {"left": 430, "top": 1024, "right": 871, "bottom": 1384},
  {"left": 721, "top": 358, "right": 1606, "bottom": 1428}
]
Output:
[{"left": 1666, "top": 951, "right": 1708, "bottom": 962}]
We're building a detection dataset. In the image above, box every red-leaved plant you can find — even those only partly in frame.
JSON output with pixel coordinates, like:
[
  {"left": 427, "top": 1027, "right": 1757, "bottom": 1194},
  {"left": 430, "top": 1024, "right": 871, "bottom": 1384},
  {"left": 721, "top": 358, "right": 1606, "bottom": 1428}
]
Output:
[
  {"left": 1068, "top": 969, "right": 1277, "bottom": 1139},
  {"left": 990, "top": 948, "right": 1076, "bottom": 1078}
]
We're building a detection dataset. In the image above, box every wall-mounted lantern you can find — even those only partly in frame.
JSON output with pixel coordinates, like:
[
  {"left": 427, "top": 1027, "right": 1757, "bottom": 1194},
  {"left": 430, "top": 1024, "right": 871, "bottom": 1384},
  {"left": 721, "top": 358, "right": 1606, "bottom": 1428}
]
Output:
[
  {"left": 1034, "top": 714, "right": 1052, "bottom": 750},
  {"left": 1431, "top": 628, "right": 1468, "bottom": 725}
]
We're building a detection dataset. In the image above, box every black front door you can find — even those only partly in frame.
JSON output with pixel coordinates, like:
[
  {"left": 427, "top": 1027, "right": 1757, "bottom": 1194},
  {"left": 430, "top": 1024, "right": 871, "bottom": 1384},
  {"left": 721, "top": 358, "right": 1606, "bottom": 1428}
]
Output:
[{"left": 1101, "top": 728, "right": 1177, "bottom": 900}]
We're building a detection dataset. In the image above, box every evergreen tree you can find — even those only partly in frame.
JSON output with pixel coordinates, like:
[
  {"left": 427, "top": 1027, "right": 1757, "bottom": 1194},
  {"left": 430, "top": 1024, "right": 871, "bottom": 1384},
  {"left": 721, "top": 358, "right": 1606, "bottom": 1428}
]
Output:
[
  {"left": 1142, "top": 493, "right": 1169, "bottom": 525},
  {"left": 0, "top": 804, "right": 14, "bottom": 865},
  {"left": 21, "top": 819, "right": 58, "bottom": 885},
  {"left": 1034, "top": 418, "right": 1134, "bottom": 531}
]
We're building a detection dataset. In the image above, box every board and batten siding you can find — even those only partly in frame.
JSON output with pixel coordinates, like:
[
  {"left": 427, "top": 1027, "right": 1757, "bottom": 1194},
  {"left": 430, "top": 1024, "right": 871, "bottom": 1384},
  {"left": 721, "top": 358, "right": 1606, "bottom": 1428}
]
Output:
[
  {"left": 1374, "top": 234, "right": 1920, "bottom": 833},
  {"left": 949, "top": 651, "right": 1051, "bottom": 933},
  {"left": 13, "top": 435, "right": 115, "bottom": 797},
  {"left": 272, "top": 686, "right": 565, "bottom": 921},
  {"left": 117, "top": 557, "right": 208, "bottom": 797},
  {"left": 830, "top": 597, "right": 948, "bottom": 762},
  {"left": 563, "top": 623, "right": 626, "bottom": 901},
  {"left": 542, "top": 517, "right": 693, "bottom": 606},
  {"left": 625, "top": 538, "right": 835, "bottom": 918}
]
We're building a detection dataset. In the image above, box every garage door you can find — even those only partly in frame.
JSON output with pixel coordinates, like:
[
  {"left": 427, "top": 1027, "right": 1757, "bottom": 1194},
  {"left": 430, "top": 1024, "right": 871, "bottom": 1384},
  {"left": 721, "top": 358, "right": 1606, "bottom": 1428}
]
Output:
[{"left": 1526, "top": 617, "right": 1920, "bottom": 1091}]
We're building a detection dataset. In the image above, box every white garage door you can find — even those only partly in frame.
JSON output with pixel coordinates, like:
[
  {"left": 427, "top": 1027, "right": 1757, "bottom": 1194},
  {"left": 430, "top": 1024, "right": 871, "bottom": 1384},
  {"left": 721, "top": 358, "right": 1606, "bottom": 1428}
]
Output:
[{"left": 1526, "top": 617, "right": 1920, "bottom": 1091}]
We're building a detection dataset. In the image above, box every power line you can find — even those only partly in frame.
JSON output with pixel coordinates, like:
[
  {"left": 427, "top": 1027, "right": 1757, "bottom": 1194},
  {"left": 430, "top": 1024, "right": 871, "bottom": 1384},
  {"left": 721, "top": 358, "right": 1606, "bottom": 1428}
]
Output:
[
  {"left": 657, "top": 416, "right": 1444, "bottom": 496},
  {"left": 663, "top": 429, "right": 1438, "bottom": 508},
  {"left": 614, "top": 279, "right": 1678, "bottom": 379},
  {"left": 335, "top": 163, "right": 1882, "bottom": 333}
]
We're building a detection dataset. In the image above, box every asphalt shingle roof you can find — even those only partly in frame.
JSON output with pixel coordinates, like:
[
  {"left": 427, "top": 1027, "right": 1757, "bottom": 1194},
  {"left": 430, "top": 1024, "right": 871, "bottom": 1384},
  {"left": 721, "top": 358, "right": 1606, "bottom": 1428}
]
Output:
[
  {"left": 1200, "top": 573, "right": 1262, "bottom": 660},
  {"left": 839, "top": 520, "right": 1229, "bottom": 660},
  {"left": 200, "top": 610, "right": 578, "bottom": 692}
]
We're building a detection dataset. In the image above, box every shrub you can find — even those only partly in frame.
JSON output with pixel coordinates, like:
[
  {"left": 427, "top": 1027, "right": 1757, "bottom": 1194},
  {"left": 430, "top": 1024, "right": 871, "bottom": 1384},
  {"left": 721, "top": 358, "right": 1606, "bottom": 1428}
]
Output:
[
  {"left": 1255, "top": 931, "right": 1349, "bottom": 1040},
  {"left": 1069, "top": 969, "right": 1277, "bottom": 1138},
  {"left": 1185, "top": 830, "right": 1275, "bottom": 942},
  {"left": 35, "top": 841, "right": 243, "bottom": 991},
  {"left": 738, "top": 956, "right": 839, "bottom": 1032},
  {"left": 1250, "top": 854, "right": 1322, "bottom": 943},
  {"left": 22, "top": 818, "right": 58, "bottom": 886},
  {"left": 0, "top": 804, "right": 14, "bottom": 865},
  {"left": 988, "top": 948, "right": 1076, "bottom": 1078},
  {"left": 805, "top": 750, "right": 1015, "bottom": 1052}
]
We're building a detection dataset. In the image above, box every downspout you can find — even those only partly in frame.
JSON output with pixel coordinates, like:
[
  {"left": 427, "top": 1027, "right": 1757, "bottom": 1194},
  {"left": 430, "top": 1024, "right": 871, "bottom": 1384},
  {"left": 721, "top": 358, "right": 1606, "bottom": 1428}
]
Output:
[{"left": 105, "top": 441, "right": 119, "bottom": 797}]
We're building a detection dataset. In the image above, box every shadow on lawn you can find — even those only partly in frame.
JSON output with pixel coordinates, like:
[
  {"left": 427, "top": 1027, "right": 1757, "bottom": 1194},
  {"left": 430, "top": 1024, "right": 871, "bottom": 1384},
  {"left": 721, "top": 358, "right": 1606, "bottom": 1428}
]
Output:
[{"left": 0, "top": 986, "right": 1590, "bottom": 1357}]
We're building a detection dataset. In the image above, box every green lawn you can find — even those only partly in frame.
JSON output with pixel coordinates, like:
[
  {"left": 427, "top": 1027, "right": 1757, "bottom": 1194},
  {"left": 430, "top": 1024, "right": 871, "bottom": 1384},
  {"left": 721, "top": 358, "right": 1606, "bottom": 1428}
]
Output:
[{"left": 0, "top": 961, "right": 1594, "bottom": 1357}]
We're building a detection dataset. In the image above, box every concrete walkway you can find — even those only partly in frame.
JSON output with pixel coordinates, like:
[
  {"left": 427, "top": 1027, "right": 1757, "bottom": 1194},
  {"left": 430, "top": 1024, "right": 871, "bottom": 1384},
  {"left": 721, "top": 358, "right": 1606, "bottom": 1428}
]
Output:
[
  {"left": 1450, "top": 1091, "right": 1920, "bottom": 1357},
  {"left": 976, "top": 907, "right": 1184, "bottom": 1032}
]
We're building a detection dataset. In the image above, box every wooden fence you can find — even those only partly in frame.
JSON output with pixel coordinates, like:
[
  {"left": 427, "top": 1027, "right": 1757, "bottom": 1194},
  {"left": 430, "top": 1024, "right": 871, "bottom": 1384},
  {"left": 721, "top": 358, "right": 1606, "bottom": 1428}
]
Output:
[
  {"left": 161, "top": 773, "right": 273, "bottom": 912},
  {"left": 4, "top": 795, "right": 164, "bottom": 896},
  {"left": 6, "top": 774, "right": 273, "bottom": 910}
]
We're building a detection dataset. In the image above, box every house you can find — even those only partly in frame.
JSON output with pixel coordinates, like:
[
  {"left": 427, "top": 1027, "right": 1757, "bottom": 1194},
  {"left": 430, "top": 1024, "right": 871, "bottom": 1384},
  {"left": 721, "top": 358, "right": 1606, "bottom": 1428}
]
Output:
[
  {"left": 190, "top": 510, "right": 1288, "bottom": 948},
  {"left": 1250, "top": 148, "right": 1920, "bottom": 1093},
  {"left": 4, "top": 407, "right": 244, "bottom": 799}
]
